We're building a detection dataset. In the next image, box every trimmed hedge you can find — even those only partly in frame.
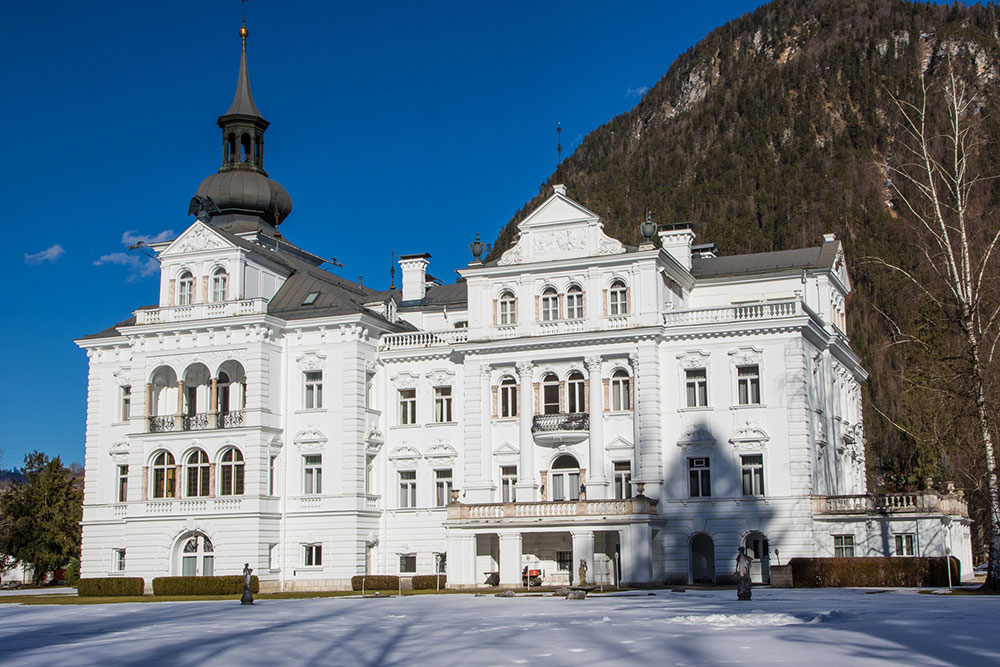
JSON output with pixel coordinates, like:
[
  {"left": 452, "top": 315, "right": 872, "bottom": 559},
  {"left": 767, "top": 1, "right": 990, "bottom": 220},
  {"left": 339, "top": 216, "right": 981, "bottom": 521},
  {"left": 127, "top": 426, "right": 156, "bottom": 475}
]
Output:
[
  {"left": 786, "top": 556, "right": 959, "bottom": 588},
  {"left": 152, "top": 575, "right": 259, "bottom": 596},
  {"left": 77, "top": 577, "right": 145, "bottom": 597},
  {"left": 411, "top": 574, "right": 447, "bottom": 590},
  {"left": 352, "top": 575, "right": 400, "bottom": 591}
]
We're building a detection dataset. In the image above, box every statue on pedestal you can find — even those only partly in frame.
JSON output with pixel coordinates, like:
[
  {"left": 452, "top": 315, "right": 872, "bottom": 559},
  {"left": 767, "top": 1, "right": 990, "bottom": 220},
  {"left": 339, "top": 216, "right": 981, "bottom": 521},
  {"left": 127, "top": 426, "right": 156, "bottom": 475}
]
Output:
[
  {"left": 578, "top": 559, "right": 588, "bottom": 587},
  {"left": 241, "top": 563, "right": 254, "bottom": 605},
  {"left": 735, "top": 547, "right": 752, "bottom": 601}
]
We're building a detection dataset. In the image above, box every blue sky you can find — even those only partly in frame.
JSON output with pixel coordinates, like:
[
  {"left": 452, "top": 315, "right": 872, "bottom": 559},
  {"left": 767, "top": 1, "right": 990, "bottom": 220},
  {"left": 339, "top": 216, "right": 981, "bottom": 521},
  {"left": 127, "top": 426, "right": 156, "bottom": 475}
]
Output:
[{"left": 2, "top": 0, "right": 923, "bottom": 467}]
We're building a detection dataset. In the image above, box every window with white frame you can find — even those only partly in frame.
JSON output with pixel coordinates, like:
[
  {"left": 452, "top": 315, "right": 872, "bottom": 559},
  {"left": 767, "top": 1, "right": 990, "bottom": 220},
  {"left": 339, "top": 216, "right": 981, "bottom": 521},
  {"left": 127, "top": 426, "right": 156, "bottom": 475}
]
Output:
[
  {"left": 550, "top": 455, "right": 580, "bottom": 501},
  {"left": 609, "top": 280, "right": 628, "bottom": 315},
  {"left": 614, "top": 461, "right": 632, "bottom": 499},
  {"left": 541, "top": 287, "right": 559, "bottom": 321},
  {"left": 219, "top": 447, "right": 245, "bottom": 496},
  {"left": 685, "top": 368, "right": 707, "bottom": 408},
  {"left": 181, "top": 535, "right": 214, "bottom": 576},
  {"left": 399, "top": 388, "right": 417, "bottom": 424},
  {"left": 178, "top": 271, "right": 194, "bottom": 306},
  {"left": 434, "top": 386, "right": 453, "bottom": 422},
  {"left": 737, "top": 365, "right": 761, "bottom": 405},
  {"left": 117, "top": 464, "right": 128, "bottom": 502},
  {"left": 740, "top": 454, "right": 765, "bottom": 496},
  {"left": 499, "top": 290, "right": 516, "bottom": 325},
  {"left": 567, "top": 371, "right": 585, "bottom": 413},
  {"left": 114, "top": 548, "right": 126, "bottom": 572},
  {"left": 186, "top": 450, "right": 210, "bottom": 497},
  {"left": 268, "top": 455, "right": 277, "bottom": 496},
  {"left": 211, "top": 267, "right": 227, "bottom": 302},
  {"left": 542, "top": 373, "right": 560, "bottom": 414},
  {"left": 304, "top": 371, "right": 323, "bottom": 409},
  {"left": 566, "top": 284, "right": 584, "bottom": 319},
  {"left": 833, "top": 534, "right": 855, "bottom": 557},
  {"left": 120, "top": 385, "right": 131, "bottom": 422},
  {"left": 611, "top": 369, "right": 631, "bottom": 411},
  {"left": 894, "top": 533, "right": 915, "bottom": 556},
  {"left": 435, "top": 469, "right": 453, "bottom": 506},
  {"left": 304, "top": 543, "right": 323, "bottom": 566},
  {"left": 501, "top": 465, "right": 517, "bottom": 503},
  {"left": 399, "top": 470, "right": 417, "bottom": 508},
  {"left": 303, "top": 455, "right": 322, "bottom": 494},
  {"left": 399, "top": 553, "right": 416, "bottom": 574},
  {"left": 151, "top": 451, "right": 176, "bottom": 499},
  {"left": 556, "top": 550, "right": 572, "bottom": 571},
  {"left": 688, "top": 457, "right": 711, "bottom": 497},
  {"left": 499, "top": 376, "right": 518, "bottom": 418}
]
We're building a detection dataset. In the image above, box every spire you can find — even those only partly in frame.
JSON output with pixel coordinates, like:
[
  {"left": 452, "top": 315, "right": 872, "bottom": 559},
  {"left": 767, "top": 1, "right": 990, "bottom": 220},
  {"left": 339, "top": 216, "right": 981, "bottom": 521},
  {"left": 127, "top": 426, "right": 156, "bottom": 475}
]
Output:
[{"left": 223, "top": 20, "right": 262, "bottom": 119}]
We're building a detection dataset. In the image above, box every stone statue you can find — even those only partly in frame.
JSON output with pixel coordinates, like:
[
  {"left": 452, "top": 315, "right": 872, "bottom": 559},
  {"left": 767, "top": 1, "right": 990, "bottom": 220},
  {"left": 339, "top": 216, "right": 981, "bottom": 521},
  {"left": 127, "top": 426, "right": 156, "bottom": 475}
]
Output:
[
  {"left": 241, "top": 563, "right": 254, "bottom": 605},
  {"left": 578, "top": 559, "right": 588, "bottom": 587},
  {"left": 735, "top": 547, "right": 752, "bottom": 601}
]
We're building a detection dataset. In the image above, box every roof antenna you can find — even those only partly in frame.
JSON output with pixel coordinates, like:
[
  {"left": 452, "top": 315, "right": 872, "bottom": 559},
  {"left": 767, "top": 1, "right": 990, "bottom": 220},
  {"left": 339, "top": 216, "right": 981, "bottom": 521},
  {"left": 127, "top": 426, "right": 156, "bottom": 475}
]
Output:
[
  {"left": 390, "top": 250, "right": 396, "bottom": 290},
  {"left": 557, "top": 122, "right": 562, "bottom": 167}
]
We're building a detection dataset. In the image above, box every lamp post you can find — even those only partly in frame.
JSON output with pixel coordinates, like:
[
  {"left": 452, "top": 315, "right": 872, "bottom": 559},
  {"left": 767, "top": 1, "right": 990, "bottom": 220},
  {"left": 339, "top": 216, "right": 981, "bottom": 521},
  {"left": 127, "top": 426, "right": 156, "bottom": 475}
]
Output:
[{"left": 435, "top": 553, "right": 441, "bottom": 592}]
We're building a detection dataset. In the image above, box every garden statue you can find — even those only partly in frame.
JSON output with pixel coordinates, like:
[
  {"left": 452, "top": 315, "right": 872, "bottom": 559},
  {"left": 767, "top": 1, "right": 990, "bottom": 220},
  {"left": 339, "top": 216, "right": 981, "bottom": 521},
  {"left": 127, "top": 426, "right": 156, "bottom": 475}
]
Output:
[
  {"left": 241, "top": 563, "right": 254, "bottom": 605},
  {"left": 735, "top": 547, "right": 752, "bottom": 601},
  {"left": 578, "top": 559, "right": 588, "bottom": 587}
]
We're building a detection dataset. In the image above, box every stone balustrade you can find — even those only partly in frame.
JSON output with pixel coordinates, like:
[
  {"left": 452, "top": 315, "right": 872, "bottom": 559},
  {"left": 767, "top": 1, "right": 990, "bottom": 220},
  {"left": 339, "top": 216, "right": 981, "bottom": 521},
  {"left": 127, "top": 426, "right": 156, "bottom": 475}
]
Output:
[
  {"left": 663, "top": 299, "right": 815, "bottom": 327},
  {"left": 135, "top": 297, "right": 268, "bottom": 325},
  {"left": 814, "top": 491, "right": 968, "bottom": 518},
  {"left": 379, "top": 329, "right": 470, "bottom": 350},
  {"left": 447, "top": 496, "right": 659, "bottom": 522}
]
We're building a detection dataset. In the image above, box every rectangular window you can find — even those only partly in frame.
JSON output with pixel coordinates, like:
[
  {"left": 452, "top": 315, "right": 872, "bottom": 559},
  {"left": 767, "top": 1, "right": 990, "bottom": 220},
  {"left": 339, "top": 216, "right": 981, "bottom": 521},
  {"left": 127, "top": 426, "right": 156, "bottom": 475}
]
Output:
[
  {"left": 614, "top": 461, "right": 632, "bottom": 499},
  {"left": 399, "top": 553, "right": 416, "bottom": 574},
  {"left": 501, "top": 465, "right": 517, "bottom": 503},
  {"left": 434, "top": 386, "right": 453, "bottom": 423},
  {"left": 399, "top": 388, "right": 417, "bottom": 425},
  {"left": 499, "top": 380, "right": 518, "bottom": 418},
  {"left": 303, "top": 455, "right": 322, "bottom": 495},
  {"left": 834, "top": 535, "right": 855, "bottom": 558},
  {"left": 737, "top": 365, "right": 761, "bottom": 405},
  {"left": 740, "top": 454, "right": 765, "bottom": 496},
  {"left": 551, "top": 471, "right": 580, "bottom": 501},
  {"left": 114, "top": 548, "right": 126, "bottom": 572},
  {"left": 556, "top": 551, "right": 572, "bottom": 571},
  {"left": 567, "top": 376, "right": 585, "bottom": 413},
  {"left": 304, "top": 544, "right": 323, "bottom": 567},
  {"left": 688, "top": 457, "right": 711, "bottom": 498},
  {"left": 269, "top": 544, "right": 280, "bottom": 570},
  {"left": 435, "top": 469, "right": 453, "bottom": 507},
  {"left": 895, "top": 534, "right": 915, "bottom": 556},
  {"left": 120, "top": 385, "right": 131, "bottom": 422},
  {"left": 399, "top": 470, "right": 417, "bottom": 508},
  {"left": 366, "top": 371, "right": 376, "bottom": 409},
  {"left": 685, "top": 369, "right": 707, "bottom": 408},
  {"left": 304, "top": 371, "right": 323, "bottom": 409},
  {"left": 268, "top": 455, "right": 277, "bottom": 496},
  {"left": 117, "top": 465, "right": 128, "bottom": 502}
]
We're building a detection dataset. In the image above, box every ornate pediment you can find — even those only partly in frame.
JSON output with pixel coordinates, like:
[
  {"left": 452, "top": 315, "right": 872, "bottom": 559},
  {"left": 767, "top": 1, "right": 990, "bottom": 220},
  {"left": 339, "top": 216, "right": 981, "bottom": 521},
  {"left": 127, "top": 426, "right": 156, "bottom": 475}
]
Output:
[
  {"left": 296, "top": 351, "right": 327, "bottom": 371},
  {"left": 493, "top": 441, "right": 519, "bottom": 456},
  {"left": 730, "top": 420, "right": 770, "bottom": 450},
  {"left": 389, "top": 445, "right": 421, "bottom": 469},
  {"left": 391, "top": 372, "right": 420, "bottom": 389},
  {"left": 426, "top": 443, "right": 459, "bottom": 463},
  {"left": 677, "top": 424, "right": 716, "bottom": 448},
  {"left": 605, "top": 436, "right": 634, "bottom": 452},
  {"left": 728, "top": 346, "right": 763, "bottom": 367},
  {"left": 108, "top": 438, "right": 130, "bottom": 463},
  {"left": 428, "top": 369, "right": 455, "bottom": 387},
  {"left": 677, "top": 350, "right": 711, "bottom": 368},
  {"left": 294, "top": 427, "right": 327, "bottom": 452},
  {"left": 160, "top": 222, "right": 230, "bottom": 256}
]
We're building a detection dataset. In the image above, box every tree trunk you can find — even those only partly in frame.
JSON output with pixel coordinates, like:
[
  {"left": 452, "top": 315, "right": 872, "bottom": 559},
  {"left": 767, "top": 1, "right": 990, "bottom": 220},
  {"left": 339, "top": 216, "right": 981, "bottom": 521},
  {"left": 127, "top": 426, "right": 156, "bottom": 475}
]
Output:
[{"left": 968, "top": 330, "right": 1000, "bottom": 591}]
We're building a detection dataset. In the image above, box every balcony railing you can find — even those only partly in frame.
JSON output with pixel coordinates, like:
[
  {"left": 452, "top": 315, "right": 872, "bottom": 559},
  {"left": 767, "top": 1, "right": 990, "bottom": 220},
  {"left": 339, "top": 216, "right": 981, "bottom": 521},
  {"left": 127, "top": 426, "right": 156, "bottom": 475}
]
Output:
[
  {"left": 148, "top": 416, "right": 176, "bottom": 432},
  {"left": 135, "top": 298, "right": 269, "bottom": 325},
  {"left": 532, "top": 413, "right": 590, "bottom": 433},
  {"left": 814, "top": 492, "right": 968, "bottom": 518},
  {"left": 183, "top": 413, "right": 211, "bottom": 431},
  {"left": 447, "top": 496, "right": 658, "bottom": 522},
  {"left": 148, "top": 410, "right": 246, "bottom": 433},
  {"left": 664, "top": 299, "right": 821, "bottom": 327},
  {"left": 220, "top": 410, "right": 245, "bottom": 428},
  {"left": 380, "top": 329, "right": 469, "bottom": 351}
]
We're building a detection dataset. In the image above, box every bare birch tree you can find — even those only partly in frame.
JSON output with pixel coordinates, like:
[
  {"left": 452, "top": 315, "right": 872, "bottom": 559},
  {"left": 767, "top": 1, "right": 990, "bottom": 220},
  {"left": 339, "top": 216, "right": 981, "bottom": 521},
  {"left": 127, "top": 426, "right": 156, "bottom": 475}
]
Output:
[{"left": 877, "top": 66, "right": 1000, "bottom": 590}]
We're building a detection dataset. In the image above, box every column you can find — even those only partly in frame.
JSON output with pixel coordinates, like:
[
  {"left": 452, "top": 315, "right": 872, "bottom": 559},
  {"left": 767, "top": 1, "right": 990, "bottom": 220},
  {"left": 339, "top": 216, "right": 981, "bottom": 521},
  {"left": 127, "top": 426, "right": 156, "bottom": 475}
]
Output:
[
  {"left": 210, "top": 378, "right": 219, "bottom": 429},
  {"left": 620, "top": 523, "right": 652, "bottom": 586},
  {"left": 585, "top": 356, "right": 607, "bottom": 499},
  {"left": 144, "top": 383, "right": 152, "bottom": 417},
  {"left": 571, "top": 530, "right": 595, "bottom": 586},
  {"left": 480, "top": 365, "right": 494, "bottom": 491},
  {"left": 515, "top": 361, "right": 538, "bottom": 501},
  {"left": 175, "top": 380, "right": 185, "bottom": 430},
  {"left": 628, "top": 353, "right": 642, "bottom": 485},
  {"left": 499, "top": 532, "right": 523, "bottom": 586},
  {"left": 446, "top": 532, "right": 478, "bottom": 588}
]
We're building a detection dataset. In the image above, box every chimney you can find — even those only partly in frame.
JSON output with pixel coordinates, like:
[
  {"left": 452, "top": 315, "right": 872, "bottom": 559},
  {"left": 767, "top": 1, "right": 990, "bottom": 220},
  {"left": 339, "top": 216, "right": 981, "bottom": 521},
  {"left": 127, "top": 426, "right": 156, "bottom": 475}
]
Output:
[
  {"left": 658, "top": 223, "right": 696, "bottom": 270},
  {"left": 398, "top": 253, "right": 431, "bottom": 302}
]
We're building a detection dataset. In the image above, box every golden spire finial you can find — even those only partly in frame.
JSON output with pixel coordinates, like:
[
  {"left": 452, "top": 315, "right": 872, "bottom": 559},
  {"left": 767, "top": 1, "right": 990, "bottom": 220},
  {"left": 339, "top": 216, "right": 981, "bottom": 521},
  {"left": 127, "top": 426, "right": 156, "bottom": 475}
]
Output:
[{"left": 240, "top": 0, "right": 249, "bottom": 43}]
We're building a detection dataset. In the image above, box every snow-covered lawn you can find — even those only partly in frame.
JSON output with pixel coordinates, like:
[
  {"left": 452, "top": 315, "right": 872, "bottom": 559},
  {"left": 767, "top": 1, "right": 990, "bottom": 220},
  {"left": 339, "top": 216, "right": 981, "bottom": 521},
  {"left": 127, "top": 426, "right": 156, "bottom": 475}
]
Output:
[{"left": 0, "top": 588, "right": 997, "bottom": 665}]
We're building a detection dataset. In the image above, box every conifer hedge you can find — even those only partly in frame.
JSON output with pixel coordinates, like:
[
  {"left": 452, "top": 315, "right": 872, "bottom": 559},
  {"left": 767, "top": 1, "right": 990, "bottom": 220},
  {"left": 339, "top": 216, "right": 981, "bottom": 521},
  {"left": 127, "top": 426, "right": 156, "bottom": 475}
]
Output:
[
  {"left": 77, "top": 577, "right": 145, "bottom": 597},
  {"left": 786, "top": 556, "right": 959, "bottom": 587},
  {"left": 351, "top": 575, "right": 399, "bottom": 591},
  {"left": 151, "top": 575, "right": 259, "bottom": 596}
]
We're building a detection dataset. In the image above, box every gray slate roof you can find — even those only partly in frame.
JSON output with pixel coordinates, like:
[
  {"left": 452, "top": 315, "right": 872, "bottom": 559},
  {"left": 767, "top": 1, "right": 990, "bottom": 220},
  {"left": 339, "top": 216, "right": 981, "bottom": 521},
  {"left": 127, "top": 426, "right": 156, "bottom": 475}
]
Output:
[
  {"left": 224, "top": 42, "right": 262, "bottom": 119},
  {"left": 366, "top": 280, "right": 468, "bottom": 310},
  {"left": 691, "top": 240, "right": 838, "bottom": 278}
]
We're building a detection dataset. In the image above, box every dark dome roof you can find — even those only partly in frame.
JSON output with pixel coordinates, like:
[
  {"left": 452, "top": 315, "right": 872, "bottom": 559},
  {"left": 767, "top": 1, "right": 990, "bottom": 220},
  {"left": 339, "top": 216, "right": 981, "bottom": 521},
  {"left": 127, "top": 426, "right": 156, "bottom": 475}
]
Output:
[{"left": 195, "top": 169, "right": 292, "bottom": 226}]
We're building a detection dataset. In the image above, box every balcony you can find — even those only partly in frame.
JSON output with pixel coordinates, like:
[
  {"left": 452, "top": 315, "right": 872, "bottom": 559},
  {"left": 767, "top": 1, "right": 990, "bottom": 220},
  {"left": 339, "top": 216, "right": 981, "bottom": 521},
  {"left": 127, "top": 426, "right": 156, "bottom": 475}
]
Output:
[
  {"left": 135, "top": 298, "right": 269, "bottom": 325},
  {"left": 379, "top": 329, "right": 469, "bottom": 351},
  {"left": 447, "top": 496, "right": 658, "bottom": 525},
  {"left": 814, "top": 492, "right": 968, "bottom": 518},
  {"left": 531, "top": 413, "right": 590, "bottom": 446},
  {"left": 148, "top": 410, "right": 246, "bottom": 433},
  {"left": 664, "top": 299, "right": 821, "bottom": 328}
]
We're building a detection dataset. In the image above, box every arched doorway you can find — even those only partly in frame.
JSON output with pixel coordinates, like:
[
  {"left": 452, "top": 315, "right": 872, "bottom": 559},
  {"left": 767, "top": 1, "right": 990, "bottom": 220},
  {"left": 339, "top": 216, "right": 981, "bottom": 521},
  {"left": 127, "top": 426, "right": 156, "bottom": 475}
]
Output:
[
  {"left": 743, "top": 532, "right": 770, "bottom": 584},
  {"left": 550, "top": 454, "right": 580, "bottom": 501},
  {"left": 690, "top": 533, "right": 715, "bottom": 584},
  {"left": 176, "top": 532, "right": 215, "bottom": 576}
]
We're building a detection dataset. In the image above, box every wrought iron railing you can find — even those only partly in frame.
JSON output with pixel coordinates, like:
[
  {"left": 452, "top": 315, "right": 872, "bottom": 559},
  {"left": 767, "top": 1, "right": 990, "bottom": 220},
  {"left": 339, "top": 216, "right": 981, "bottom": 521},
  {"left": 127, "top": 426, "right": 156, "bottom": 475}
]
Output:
[
  {"left": 531, "top": 413, "right": 590, "bottom": 433},
  {"left": 220, "top": 410, "right": 245, "bottom": 428},
  {"left": 148, "top": 416, "right": 175, "bottom": 432},
  {"left": 183, "top": 413, "right": 210, "bottom": 431}
]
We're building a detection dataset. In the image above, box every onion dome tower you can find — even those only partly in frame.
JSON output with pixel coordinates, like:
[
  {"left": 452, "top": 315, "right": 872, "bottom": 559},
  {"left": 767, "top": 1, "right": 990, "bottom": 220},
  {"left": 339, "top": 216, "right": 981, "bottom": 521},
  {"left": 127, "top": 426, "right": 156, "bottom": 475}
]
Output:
[{"left": 190, "top": 21, "right": 292, "bottom": 234}]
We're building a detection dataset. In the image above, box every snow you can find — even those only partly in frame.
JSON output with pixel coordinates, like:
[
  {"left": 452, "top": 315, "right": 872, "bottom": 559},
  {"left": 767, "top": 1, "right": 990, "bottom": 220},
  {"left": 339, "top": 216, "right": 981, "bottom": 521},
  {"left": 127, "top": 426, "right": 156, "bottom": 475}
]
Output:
[{"left": 0, "top": 588, "right": 998, "bottom": 665}]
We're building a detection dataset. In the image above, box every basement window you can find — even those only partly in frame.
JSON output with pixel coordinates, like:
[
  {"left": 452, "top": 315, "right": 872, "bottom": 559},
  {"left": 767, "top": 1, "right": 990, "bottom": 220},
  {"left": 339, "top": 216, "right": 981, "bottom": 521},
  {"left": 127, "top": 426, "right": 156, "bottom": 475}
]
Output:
[{"left": 302, "top": 292, "right": 319, "bottom": 305}]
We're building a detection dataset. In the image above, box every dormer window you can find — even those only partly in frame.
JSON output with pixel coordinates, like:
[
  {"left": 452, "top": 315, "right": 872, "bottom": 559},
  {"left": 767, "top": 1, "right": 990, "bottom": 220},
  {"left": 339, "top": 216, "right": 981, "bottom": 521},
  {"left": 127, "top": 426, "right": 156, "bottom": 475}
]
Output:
[
  {"left": 302, "top": 292, "right": 319, "bottom": 306},
  {"left": 541, "top": 287, "right": 559, "bottom": 321},
  {"left": 211, "top": 268, "right": 228, "bottom": 303},
  {"left": 178, "top": 272, "right": 194, "bottom": 306}
]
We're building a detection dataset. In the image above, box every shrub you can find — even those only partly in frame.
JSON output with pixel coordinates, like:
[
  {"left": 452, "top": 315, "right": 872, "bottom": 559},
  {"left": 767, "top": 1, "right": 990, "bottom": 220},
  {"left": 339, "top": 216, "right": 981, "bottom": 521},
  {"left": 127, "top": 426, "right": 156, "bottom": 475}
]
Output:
[
  {"left": 66, "top": 557, "right": 80, "bottom": 587},
  {"left": 351, "top": 575, "right": 400, "bottom": 591},
  {"left": 411, "top": 574, "right": 447, "bottom": 590},
  {"left": 786, "top": 556, "right": 959, "bottom": 587},
  {"left": 152, "top": 575, "right": 259, "bottom": 596},
  {"left": 77, "top": 577, "right": 145, "bottom": 597}
]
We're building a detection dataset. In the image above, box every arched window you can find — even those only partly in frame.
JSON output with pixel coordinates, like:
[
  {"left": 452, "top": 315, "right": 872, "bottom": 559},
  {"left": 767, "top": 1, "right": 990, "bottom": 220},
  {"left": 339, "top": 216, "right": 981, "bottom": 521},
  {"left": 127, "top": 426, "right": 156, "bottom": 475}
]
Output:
[
  {"left": 550, "top": 454, "right": 580, "bottom": 501},
  {"left": 567, "top": 371, "right": 585, "bottom": 413},
  {"left": 566, "top": 285, "right": 584, "bottom": 319},
  {"left": 609, "top": 280, "right": 628, "bottom": 315},
  {"left": 541, "top": 287, "right": 559, "bottom": 321},
  {"left": 151, "top": 451, "right": 176, "bottom": 498},
  {"left": 180, "top": 533, "right": 214, "bottom": 577},
  {"left": 542, "top": 373, "right": 560, "bottom": 414},
  {"left": 241, "top": 133, "right": 252, "bottom": 163},
  {"left": 211, "top": 268, "right": 228, "bottom": 302},
  {"left": 186, "top": 450, "right": 210, "bottom": 497},
  {"left": 227, "top": 133, "right": 236, "bottom": 164},
  {"left": 611, "top": 369, "right": 631, "bottom": 411},
  {"left": 178, "top": 271, "right": 194, "bottom": 306},
  {"left": 219, "top": 448, "right": 245, "bottom": 496},
  {"left": 499, "top": 290, "right": 516, "bottom": 325},
  {"left": 499, "top": 376, "right": 518, "bottom": 418}
]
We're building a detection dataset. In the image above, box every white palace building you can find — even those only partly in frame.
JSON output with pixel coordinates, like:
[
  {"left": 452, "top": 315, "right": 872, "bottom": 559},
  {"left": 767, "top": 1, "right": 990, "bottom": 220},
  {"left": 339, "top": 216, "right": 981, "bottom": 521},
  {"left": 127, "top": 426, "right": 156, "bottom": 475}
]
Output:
[{"left": 77, "top": 29, "right": 973, "bottom": 591}]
